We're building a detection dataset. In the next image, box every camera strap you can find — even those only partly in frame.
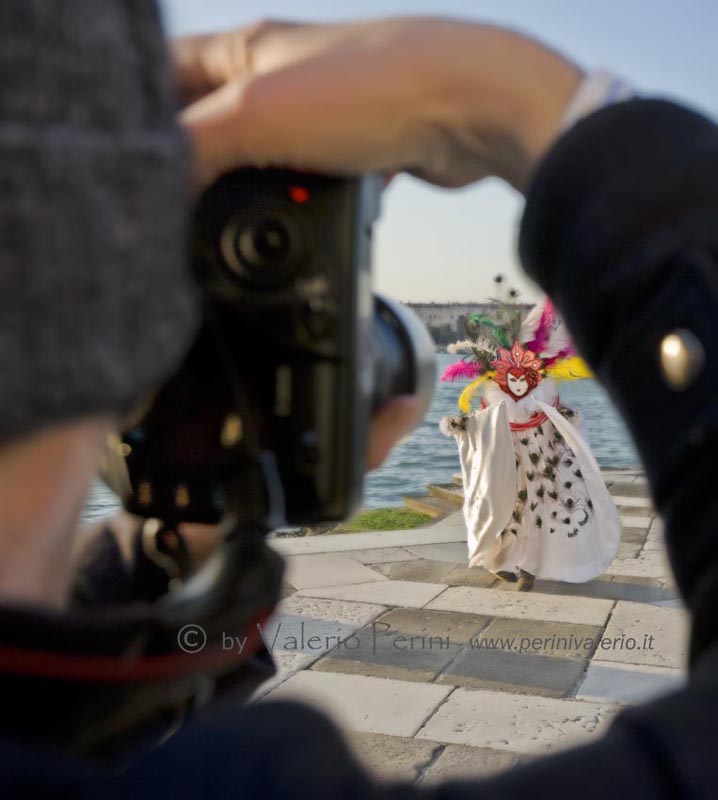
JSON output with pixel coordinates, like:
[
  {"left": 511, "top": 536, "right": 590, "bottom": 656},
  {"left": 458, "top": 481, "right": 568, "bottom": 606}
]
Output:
[{"left": 0, "top": 531, "right": 284, "bottom": 758}]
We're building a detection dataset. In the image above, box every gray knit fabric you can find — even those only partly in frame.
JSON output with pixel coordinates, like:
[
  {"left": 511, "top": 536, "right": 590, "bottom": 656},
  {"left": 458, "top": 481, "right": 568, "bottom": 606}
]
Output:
[{"left": 0, "top": 0, "right": 198, "bottom": 442}]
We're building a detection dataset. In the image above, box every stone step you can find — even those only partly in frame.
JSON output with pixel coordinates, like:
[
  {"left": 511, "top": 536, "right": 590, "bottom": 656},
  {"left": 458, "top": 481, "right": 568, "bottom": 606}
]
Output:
[
  {"left": 447, "top": 474, "right": 649, "bottom": 502},
  {"left": 403, "top": 494, "right": 457, "bottom": 518},
  {"left": 605, "top": 482, "right": 651, "bottom": 499},
  {"left": 428, "top": 483, "right": 464, "bottom": 507}
]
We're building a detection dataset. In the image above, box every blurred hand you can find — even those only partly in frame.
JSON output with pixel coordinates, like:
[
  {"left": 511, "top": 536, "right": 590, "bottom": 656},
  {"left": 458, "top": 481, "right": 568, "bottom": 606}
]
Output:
[
  {"left": 367, "top": 395, "right": 422, "bottom": 470},
  {"left": 73, "top": 512, "right": 221, "bottom": 574},
  {"left": 77, "top": 394, "right": 413, "bottom": 592},
  {"left": 173, "top": 18, "right": 582, "bottom": 190}
]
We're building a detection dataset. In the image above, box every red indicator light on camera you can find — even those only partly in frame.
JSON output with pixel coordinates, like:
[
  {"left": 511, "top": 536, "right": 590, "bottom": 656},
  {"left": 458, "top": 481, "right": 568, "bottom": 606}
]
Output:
[{"left": 289, "top": 185, "right": 311, "bottom": 204}]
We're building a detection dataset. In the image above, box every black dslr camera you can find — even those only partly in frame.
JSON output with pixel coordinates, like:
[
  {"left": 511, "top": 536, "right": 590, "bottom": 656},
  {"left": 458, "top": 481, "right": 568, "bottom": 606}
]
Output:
[
  {"left": 122, "top": 169, "right": 435, "bottom": 530},
  {"left": 0, "top": 171, "right": 436, "bottom": 758}
]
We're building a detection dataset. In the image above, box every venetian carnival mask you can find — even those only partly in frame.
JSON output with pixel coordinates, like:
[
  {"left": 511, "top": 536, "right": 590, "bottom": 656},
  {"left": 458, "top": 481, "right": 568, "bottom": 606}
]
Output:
[
  {"left": 507, "top": 373, "right": 530, "bottom": 397},
  {"left": 491, "top": 341, "right": 544, "bottom": 399}
]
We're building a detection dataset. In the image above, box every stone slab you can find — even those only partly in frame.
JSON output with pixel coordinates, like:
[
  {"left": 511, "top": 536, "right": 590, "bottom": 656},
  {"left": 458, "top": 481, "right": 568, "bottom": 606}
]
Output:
[
  {"left": 525, "top": 578, "right": 677, "bottom": 605},
  {"left": 605, "top": 561, "right": 667, "bottom": 580},
  {"left": 443, "top": 565, "right": 499, "bottom": 588},
  {"left": 312, "top": 657, "right": 442, "bottom": 684},
  {"left": 619, "top": 515, "right": 652, "bottom": 529},
  {"left": 344, "top": 547, "right": 420, "bottom": 564},
  {"left": 375, "top": 607, "right": 492, "bottom": 643},
  {"left": 295, "top": 580, "right": 448, "bottom": 609},
  {"left": 651, "top": 599, "right": 685, "bottom": 609},
  {"left": 606, "top": 468, "right": 646, "bottom": 474},
  {"left": 422, "top": 745, "right": 520, "bottom": 783},
  {"left": 417, "top": 689, "right": 616, "bottom": 754},
  {"left": 280, "top": 581, "right": 297, "bottom": 599},
  {"left": 643, "top": 523, "right": 665, "bottom": 543},
  {"left": 606, "top": 550, "right": 671, "bottom": 580},
  {"left": 310, "top": 607, "right": 490, "bottom": 683},
  {"left": 373, "top": 559, "right": 498, "bottom": 589},
  {"left": 285, "top": 553, "right": 388, "bottom": 589},
  {"left": 437, "top": 647, "right": 587, "bottom": 697},
  {"left": 618, "top": 517, "right": 654, "bottom": 532},
  {"left": 475, "top": 618, "right": 603, "bottom": 660},
  {"left": 374, "top": 559, "right": 455, "bottom": 584},
  {"left": 641, "top": 538, "right": 666, "bottom": 552},
  {"left": 649, "top": 517, "right": 665, "bottom": 536},
  {"left": 267, "top": 670, "right": 452, "bottom": 737},
  {"left": 599, "top": 601, "right": 688, "bottom": 669},
  {"left": 346, "top": 733, "right": 440, "bottom": 782},
  {"left": 272, "top": 524, "right": 466, "bottom": 556},
  {"left": 406, "top": 542, "right": 469, "bottom": 563},
  {"left": 312, "top": 620, "right": 463, "bottom": 681},
  {"left": 252, "top": 651, "right": 317, "bottom": 699},
  {"left": 426, "top": 586, "right": 613, "bottom": 626},
  {"left": 516, "top": 575, "right": 676, "bottom": 603},
  {"left": 576, "top": 660, "right": 685, "bottom": 704},
  {"left": 617, "top": 542, "right": 642, "bottom": 559},
  {"left": 278, "top": 595, "right": 386, "bottom": 626},
  {"left": 263, "top": 614, "right": 371, "bottom": 657},
  {"left": 622, "top": 527, "right": 649, "bottom": 544},
  {"left": 610, "top": 573, "right": 674, "bottom": 589},
  {"left": 607, "top": 482, "right": 651, "bottom": 498},
  {"left": 437, "top": 511, "right": 466, "bottom": 527},
  {"left": 617, "top": 507, "right": 652, "bottom": 519},
  {"left": 611, "top": 495, "right": 652, "bottom": 507},
  {"left": 500, "top": 578, "right": 612, "bottom": 598}
]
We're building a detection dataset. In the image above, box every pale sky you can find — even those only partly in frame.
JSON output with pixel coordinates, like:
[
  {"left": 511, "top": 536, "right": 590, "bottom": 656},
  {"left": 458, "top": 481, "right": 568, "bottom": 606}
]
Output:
[{"left": 161, "top": 0, "right": 717, "bottom": 303}]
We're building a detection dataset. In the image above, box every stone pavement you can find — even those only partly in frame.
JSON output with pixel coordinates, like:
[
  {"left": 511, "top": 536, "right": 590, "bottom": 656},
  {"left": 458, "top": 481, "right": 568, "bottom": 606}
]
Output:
[{"left": 258, "top": 470, "right": 688, "bottom": 783}]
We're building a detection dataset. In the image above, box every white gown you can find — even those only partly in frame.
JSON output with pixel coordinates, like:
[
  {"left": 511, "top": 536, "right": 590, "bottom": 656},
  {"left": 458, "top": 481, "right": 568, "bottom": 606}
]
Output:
[{"left": 442, "top": 379, "right": 620, "bottom": 582}]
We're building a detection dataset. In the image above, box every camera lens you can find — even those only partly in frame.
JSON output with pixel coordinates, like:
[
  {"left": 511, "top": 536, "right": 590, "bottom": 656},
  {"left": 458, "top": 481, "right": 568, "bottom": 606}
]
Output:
[
  {"left": 239, "top": 218, "right": 290, "bottom": 267},
  {"left": 371, "top": 295, "right": 436, "bottom": 415},
  {"left": 221, "top": 211, "right": 302, "bottom": 287}
]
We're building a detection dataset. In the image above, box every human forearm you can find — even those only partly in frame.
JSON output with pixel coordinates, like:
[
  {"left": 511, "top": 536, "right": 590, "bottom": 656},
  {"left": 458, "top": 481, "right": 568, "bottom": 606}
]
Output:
[
  {"left": 0, "top": 419, "right": 112, "bottom": 609},
  {"left": 374, "top": 18, "right": 584, "bottom": 189},
  {"left": 175, "top": 18, "right": 582, "bottom": 190}
]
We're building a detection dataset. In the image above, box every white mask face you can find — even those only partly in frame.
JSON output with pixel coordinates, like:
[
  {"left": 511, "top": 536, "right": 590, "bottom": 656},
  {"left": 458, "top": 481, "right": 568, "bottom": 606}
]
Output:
[{"left": 508, "top": 373, "right": 529, "bottom": 397}]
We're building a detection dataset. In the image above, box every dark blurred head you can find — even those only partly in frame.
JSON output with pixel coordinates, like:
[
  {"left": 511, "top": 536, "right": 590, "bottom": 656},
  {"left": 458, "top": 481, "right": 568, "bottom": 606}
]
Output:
[{"left": 0, "top": 1, "right": 197, "bottom": 446}]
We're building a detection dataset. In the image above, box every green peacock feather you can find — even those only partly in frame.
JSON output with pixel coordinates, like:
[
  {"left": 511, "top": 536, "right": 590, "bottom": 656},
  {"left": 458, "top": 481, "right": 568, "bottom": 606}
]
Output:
[
  {"left": 459, "top": 276, "right": 527, "bottom": 365},
  {"left": 465, "top": 314, "right": 511, "bottom": 349}
]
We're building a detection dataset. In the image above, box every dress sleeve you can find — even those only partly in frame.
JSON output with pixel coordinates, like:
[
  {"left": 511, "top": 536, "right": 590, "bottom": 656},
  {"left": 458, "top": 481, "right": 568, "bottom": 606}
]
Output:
[
  {"left": 557, "top": 404, "right": 578, "bottom": 423},
  {"left": 439, "top": 414, "right": 469, "bottom": 437}
]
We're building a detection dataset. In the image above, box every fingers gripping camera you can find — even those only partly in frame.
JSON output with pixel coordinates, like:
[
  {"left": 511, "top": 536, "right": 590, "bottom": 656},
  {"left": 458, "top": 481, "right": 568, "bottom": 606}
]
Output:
[{"left": 122, "top": 169, "right": 435, "bottom": 528}]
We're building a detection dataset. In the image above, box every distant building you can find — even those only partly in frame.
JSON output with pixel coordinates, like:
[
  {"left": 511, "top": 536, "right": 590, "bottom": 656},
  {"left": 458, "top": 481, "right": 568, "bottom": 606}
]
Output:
[{"left": 404, "top": 301, "right": 533, "bottom": 347}]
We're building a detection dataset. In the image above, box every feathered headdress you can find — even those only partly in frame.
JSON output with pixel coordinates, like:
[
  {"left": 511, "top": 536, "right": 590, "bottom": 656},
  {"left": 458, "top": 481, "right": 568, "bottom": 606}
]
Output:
[
  {"left": 440, "top": 279, "right": 592, "bottom": 412},
  {"left": 440, "top": 275, "right": 524, "bottom": 383},
  {"left": 491, "top": 342, "right": 544, "bottom": 395},
  {"left": 519, "top": 298, "right": 574, "bottom": 366}
]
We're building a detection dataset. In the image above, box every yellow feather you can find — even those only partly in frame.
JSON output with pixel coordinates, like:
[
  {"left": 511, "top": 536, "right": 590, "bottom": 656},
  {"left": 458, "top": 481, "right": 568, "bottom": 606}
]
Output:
[
  {"left": 458, "top": 372, "right": 495, "bottom": 412},
  {"left": 545, "top": 356, "right": 593, "bottom": 381}
]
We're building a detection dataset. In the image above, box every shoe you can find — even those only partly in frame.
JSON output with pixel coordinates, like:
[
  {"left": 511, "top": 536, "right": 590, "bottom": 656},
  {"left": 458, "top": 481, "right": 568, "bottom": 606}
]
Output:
[
  {"left": 492, "top": 570, "right": 518, "bottom": 583},
  {"left": 517, "top": 570, "right": 535, "bottom": 591}
]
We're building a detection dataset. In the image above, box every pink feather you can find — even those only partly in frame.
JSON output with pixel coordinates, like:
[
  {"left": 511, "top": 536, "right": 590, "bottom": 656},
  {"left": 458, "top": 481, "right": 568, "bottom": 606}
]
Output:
[
  {"left": 440, "top": 360, "right": 483, "bottom": 382},
  {"left": 542, "top": 348, "right": 575, "bottom": 368},
  {"left": 524, "top": 299, "right": 577, "bottom": 361},
  {"left": 525, "top": 299, "right": 556, "bottom": 355}
]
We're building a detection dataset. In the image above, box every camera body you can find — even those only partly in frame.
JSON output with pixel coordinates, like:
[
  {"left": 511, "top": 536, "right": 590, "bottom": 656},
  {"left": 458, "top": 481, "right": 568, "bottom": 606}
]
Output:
[
  {"left": 122, "top": 168, "right": 435, "bottom": 527},
  {"left": 9, "top": 170, "right": 435, "bottom": 756}
]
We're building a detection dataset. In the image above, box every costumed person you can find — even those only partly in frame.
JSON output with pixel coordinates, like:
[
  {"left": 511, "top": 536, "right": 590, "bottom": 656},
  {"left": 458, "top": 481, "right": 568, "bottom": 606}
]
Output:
[{"left": 440, "top": 290, "right": 620, "bottom": 591}]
